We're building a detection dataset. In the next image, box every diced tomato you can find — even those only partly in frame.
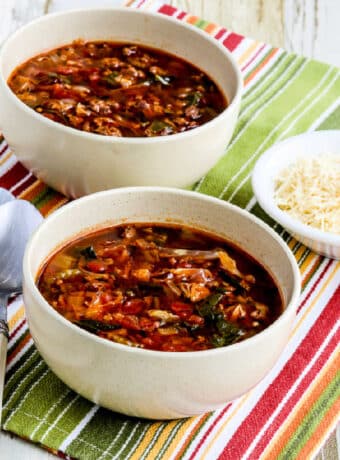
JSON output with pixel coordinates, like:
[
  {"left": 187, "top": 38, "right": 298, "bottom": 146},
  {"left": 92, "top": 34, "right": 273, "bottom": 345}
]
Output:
[
  {"left": 100, "top": 292, "right": 113, "bottom": 304},
  {"left": 170, "top": 301, "right": 193, "bottom": 318},
  {"left": 43, "top": 112, "right": 59, "bottom": 122},
  {"left": 112, "top": 314, "right": 140, "bottom": 331},
  {"left": 178, "top": 261, "right": 192, "bottom": 268},
  {"left": 139, "top": 317, "right": 159, "bottom": 332},
  {"left": 186, "top": 314, "right": 205, "bottom": 326},
  {"left": 82, "top": 67, "right": 100, "bottom": 77},
  {"left": 123, "top": 299, "right": 144, "bottom": 314},
  {"left": 89, "top": 73, "right": 100, "bottom": 83},
  {"left": 56, "top": 65, "right": 80, "bottom": 75},
  {"left": 52, "top": 84, "right": 78, "bottom": 99},
  {"left": 161, "top": 343, "right": 189, "bottom": 352},
  {"left": 141, "top": 337, "right": 158, "bottom": 349},
  {"left": 146, "top": 332, "right": 163, "bottom": 346},
  {"left": 86, "top": 260, "right": 107, "bottom": 273}
]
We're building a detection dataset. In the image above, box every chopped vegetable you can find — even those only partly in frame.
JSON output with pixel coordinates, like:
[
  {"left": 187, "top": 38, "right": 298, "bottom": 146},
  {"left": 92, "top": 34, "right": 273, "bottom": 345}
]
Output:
[
  {"left": 154, "top": 74, "right": 172, "bottom": 85},
  {"left": 186, "top": 91, "right": 202, "bottom": 106},
  {"left": 218, "top": 271, "right": 248, "bottom": 295},
  {"left": 75, "top": 319, "right": 119, "bottom": 333},
  {"left": 148, "top": 120, "right": 173, "bottom": 135},
  {"left": 213, "top": 315, "right": 243, "bottom": 346},
  {"left": 196, "top": 289, "right": 244, "bottom": 346},
  {"left": 103, "top": 71, "right": 120, "bottom": 87},
  {"left": 196, "top": 289, "right": 226, "bottom": 319},
  {"left": 80, "top": 246, "right": 97, "bottom": 260}
]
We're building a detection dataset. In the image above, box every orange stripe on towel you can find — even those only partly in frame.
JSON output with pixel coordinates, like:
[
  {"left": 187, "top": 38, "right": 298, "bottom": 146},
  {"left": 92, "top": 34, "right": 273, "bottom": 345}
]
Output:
[
  {"left": 7, "top": 332, "right": 31, "bottom": 365},
  {"left": 244, "top": 48, "right": 279, "bottom": 86},
  {"left": 8, "top": 305, "right": 25, "bottom": 331}
]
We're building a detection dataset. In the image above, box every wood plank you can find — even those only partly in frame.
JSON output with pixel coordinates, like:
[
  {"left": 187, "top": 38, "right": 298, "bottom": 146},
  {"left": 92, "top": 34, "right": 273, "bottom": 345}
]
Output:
[
  {"left": 170, "top": 0, "right": 340, "bottom": 66},
  {"left": 0, "top": 0, "right": 47, "bottom": 45},
  {"left": 169, "top": 0, "right": 285, "bottom": 47},
  {"left": 285, "top": 0, "right": 340, "bottom": 66}
]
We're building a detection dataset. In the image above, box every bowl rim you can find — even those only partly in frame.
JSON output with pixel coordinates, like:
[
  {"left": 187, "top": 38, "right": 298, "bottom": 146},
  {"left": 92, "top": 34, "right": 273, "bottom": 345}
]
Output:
[
  {"left": 0, "top": 7, "right": 243, "bottom": 144},
  {"left": 23, "top": 186, "right": 301, "bottom": 359},
  {"left": 252, "top": 130, "right": 340, "bottom": 247}
]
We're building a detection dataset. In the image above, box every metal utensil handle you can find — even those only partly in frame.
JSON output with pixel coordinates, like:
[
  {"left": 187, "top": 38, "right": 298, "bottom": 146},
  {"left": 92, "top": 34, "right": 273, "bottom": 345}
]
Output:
[
  {"left": 0, "top": 320, "right": 8, "bottom": 339},
  {"left": 0, "top": 333, "right": 7, "bottom": 425},
  {"left": 0, "top": 293, "right": 8, "bottom": 424},
  {"left": 0, "top": 293, "right": 8, "bottom": 339}
]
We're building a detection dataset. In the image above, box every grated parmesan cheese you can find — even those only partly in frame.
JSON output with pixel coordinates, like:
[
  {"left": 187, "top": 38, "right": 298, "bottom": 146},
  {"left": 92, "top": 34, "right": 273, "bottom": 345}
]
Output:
[{"left": 274, "top": 153, "right": 340, "bottom": 234}]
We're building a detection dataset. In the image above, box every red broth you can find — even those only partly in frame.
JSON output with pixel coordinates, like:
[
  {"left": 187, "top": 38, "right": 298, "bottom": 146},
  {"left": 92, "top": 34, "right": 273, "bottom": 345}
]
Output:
[
  {"left": 37, "top": 223, "right": 283, "bottom": 352},
  {"left": 8, "top": 41, "right": 227, "bottom": 137}
]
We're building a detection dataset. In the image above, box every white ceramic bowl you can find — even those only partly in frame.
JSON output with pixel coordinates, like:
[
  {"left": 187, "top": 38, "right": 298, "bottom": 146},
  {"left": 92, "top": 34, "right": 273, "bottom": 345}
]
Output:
[
  {"left": 252, "top": 130, "right": 340, "bottom": 259},
  {"left": 0, "top": 8, "right": 242, "bottom": 198},
  {"left": 23, "top": 187, "right": 301, "bottom": 419}
]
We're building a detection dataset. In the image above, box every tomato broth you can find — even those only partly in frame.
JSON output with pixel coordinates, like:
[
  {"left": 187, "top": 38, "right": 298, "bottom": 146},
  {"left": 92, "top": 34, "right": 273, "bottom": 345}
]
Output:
[
  {"left": 8, "top": 41, "right": 227, "bottom": 137},
  {"left": 37, "top": 223, "right": 283, "bottom": 352}
]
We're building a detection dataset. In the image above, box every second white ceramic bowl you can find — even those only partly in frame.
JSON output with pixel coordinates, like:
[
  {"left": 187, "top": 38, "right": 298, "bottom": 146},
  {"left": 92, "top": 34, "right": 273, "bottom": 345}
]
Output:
[
  {"left": 0, "top": 8, "right": 242, "bottom": 198},
  {"left": 23, "top": 187, "right": 301, "bottom": 419},
  {"left": 252, "top": 130, "right": 340, "bottom": 259}
]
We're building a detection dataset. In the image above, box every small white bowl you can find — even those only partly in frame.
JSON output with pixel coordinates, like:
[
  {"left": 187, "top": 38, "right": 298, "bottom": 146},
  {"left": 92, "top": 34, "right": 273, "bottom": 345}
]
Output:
[
  {"left": 252, "top": 130, "right": 340, "bottom": 259},
  {"left": 0, "top": 8, "right": 242, "bottom": 198},
  {"left": 23, "top": 187, "right": 300, "bottom": 419}
]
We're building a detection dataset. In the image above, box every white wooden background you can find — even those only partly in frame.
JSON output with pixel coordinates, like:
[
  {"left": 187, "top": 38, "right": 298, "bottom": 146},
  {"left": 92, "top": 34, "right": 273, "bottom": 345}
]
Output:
[
  {"left": 171, "top": 0, "right": 340, "bottom": 67},
  {"left": 0, "top": 0, "right": 339, "bottom": 66},
  {"left": 0, "top": 1, "right": 339, "bottom": 459}
]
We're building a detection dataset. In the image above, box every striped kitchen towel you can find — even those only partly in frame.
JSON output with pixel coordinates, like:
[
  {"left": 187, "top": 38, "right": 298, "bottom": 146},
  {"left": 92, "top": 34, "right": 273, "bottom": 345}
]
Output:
[{"left": 0, "top": 2, "right": 339, "bottom": 459}]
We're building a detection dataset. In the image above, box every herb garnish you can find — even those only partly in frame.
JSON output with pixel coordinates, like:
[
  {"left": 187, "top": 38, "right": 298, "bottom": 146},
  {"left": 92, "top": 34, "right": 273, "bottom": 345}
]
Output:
[
  {"left": 196, "top": 288, "right": 226, "bottom": 319},
  {"left": 104, "top": 71, "right": 120, "bottom": 87},
  {"left": 186, "top": 91, "right": 202, "bottom": 106},
  {"left": 196, "top": 288, "right": 244, "bottom": 346},
  {"left": 154, "top": 74, "right": 172, "bottom": 85},
  {"left": 75, "top": 319, "right": 118, "bottom": 333},
  {"left": 41, "top": 72, "right": 71, "bottom": 85},
  {"left": 149, "top": 120, "right": 173, "bottom": 135},
  {"left": 218, "top": 271, "right": 247, "bottom": 295}
]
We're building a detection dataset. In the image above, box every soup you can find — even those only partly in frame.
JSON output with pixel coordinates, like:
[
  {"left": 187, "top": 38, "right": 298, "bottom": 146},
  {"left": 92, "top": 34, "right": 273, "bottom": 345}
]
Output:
[
  {"left": 37, "top": 223, "right": 283, "bottom": 352},
  {"left": 8, "top": 41, "right": 227, "bottom": 137}
]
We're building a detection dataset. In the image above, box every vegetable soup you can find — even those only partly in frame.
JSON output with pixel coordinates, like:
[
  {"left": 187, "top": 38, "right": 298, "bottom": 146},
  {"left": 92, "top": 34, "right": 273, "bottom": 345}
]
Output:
[
  {"left": 8, "top": 41, "right": 227, "bottom": 137},
  {"left": 37, "top": 223, "right": 283, "bottom": 352}
]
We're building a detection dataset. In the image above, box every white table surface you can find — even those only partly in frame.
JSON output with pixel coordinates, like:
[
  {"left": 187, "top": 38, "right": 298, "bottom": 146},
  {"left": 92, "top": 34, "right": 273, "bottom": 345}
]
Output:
[{"left": 0, "top": 1, "right": 339, "bottom": 459}]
